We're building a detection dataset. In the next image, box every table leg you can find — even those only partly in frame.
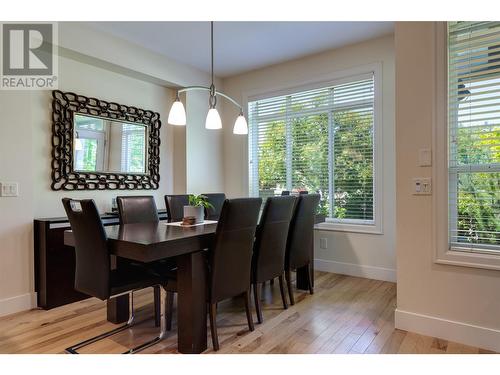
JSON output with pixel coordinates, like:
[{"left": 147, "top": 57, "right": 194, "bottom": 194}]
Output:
[
  {"left": 176, "top": 251, "right": 208, "bottom": 354},
  {"left": 107, "top": 295, "right": 129, "bottom": 324}
]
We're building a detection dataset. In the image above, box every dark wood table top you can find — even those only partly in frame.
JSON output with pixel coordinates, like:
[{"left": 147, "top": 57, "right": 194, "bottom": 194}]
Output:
[{"left": 64, "top": 222, "right": 217, "bottom": 263}]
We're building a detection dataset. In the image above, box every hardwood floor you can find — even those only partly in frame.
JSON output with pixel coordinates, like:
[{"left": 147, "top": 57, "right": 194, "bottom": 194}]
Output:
[{"left": 0, "top": 272, "right": 494, "bottom": 354}]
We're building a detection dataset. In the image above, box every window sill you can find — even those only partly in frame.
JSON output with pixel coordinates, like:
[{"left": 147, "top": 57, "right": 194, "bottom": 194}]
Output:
[
  {"left": 315, "top": 221, "right": 383, "bottom": 235},
  {"left": 435, "top": 248, "right": 500, "bottom": 271}
]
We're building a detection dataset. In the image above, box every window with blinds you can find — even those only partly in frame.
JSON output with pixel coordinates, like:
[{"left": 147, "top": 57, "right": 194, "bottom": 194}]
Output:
[
  {"left": 248, "top": 74, "right": 375, "bottom": 224},
  {"left": 448, "top": 22, "right": 500, "bottom": 253}
]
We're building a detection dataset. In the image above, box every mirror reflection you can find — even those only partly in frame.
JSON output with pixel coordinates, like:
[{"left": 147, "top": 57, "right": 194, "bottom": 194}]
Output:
[{"left": 73, "top": 114, "right": 148, "bottom": 174}]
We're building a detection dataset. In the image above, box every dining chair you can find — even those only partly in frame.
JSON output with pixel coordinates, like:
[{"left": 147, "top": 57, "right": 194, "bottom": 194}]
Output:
[
  {"left": 251, "top": 196, "right": 297, "bottom": 323},
  {"left": 208, "top": 197, "right": 262, "bottom": 350},
  {"left": 160, "top": 198, "right": 261, "bottom": 350},
  {"left": 116, "top": 195, "right": 159, "bottom": 225},
  {"left": 164, "top": 194, "right": 189, "bottom": 222},
  {"left": 116, "top": 195, "right": 170, "bottom": 328},
  {"left": 202, "top": 193, "right": 226, "bottom": 220},
  {"left": 62, "top": 198, "right": 167, "bottom": 354},
  {"left": 284, "top": 194, "right": 320, "bottom": 305}
]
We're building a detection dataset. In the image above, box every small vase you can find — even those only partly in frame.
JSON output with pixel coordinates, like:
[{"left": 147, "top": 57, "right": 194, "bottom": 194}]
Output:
[{"left": 183, "top": 205, "right": 204, "bottom": 224}]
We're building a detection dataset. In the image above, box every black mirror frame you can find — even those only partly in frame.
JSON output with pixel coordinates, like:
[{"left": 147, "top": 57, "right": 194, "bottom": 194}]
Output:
[{"left": 51, "top": 90, "right": 161, "bottom": 191}]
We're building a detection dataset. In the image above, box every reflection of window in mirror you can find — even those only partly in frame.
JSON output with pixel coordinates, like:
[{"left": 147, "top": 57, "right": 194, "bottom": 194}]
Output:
[
  {"left": 73, "top": 114, "right": 147, "bottom": 174},
  {"left": 74, "top": 115, "right": 106, "bottom": 172},
  {"left": 120, "top": 123, "right": 147, "bottom": 173}
]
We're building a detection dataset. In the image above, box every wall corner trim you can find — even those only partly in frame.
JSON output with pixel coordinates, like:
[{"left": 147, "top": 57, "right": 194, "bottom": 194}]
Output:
[
  {"left": 314, "top": 259, "right": 396, "bottom": 282},
  {"left": 395, "top": 308, "right": 500, "bottom": 352},
  {"left": 0, "top": 293, "right": 37, "bottom": 318}
]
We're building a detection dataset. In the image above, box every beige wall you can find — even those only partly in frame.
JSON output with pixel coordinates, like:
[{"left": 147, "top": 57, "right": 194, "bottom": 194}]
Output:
[
  {"left": 0, "top": 23, "right": 222, "bottom": 315},
  {"left": 220, "top": 35, "right": 396, "bottom": 280},
  {"left": 395, "top": 22, "right": 500, "bottom": 351}
]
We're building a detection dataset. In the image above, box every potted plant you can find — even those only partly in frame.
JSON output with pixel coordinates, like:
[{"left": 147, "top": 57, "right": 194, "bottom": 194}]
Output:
[{"left": 183, "top": 194, "right": 214, "bottom": 224}]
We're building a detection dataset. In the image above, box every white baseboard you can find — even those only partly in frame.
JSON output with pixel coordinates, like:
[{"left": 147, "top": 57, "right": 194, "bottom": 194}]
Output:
[
  {"left": 0, "top": 293, "right": 37, "bottom": 317},
  {"left": 314, "top": 258, "right": 396, "bottom": 282},
  {"left": 395, "top": 308, "right": 500, "bottom": 352}
]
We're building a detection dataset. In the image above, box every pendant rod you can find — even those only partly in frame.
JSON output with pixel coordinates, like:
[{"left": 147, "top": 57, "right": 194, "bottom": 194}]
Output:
[{"left": 211, "top": 21, "right": 214, "bottom": 87}]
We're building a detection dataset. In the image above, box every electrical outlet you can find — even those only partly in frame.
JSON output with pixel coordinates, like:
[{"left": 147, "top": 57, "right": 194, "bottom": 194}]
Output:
[
  {"left": 320, "top": 238, "right": 328, "bottom": 249},
  {"left": 412, "top": 178, "right": 431, "bottom": 195},
  {"left": 0, "top": 182, "right": 19, "bottom": 197}
]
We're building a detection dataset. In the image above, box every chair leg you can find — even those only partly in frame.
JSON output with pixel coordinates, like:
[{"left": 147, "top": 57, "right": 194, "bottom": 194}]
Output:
[
  {"left": 285, "top": 268, "right": 295, "bottom": 305},
  {"left": 253, "top": 282, "right": 263, "bottom": 324},
  {"left": 306, "top": 263, "right": 314, "bottom": 295},
  {"left": 66, "top": 287, "right": 167, "bottom": 354},
  {"left": 278, "top": 273, "right": 288, "bottom": 309},
  {"left": 153, "top": 286, "right": 160, "bottom": 327},
  {"left": 243, "top": 290, "right": 255, "bottom": 331},
  {"left": 270, "top": 278, "right": 275, "bottom": 286},
  {"left": 209, "top": 303, "right": 219, "bottom": 351},
  {"left": 165, "top": 291, "right": 175, "bottom": 331}
]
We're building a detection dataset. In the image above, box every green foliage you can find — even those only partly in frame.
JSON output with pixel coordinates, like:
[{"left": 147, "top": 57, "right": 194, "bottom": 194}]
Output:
[
  {"left": 332, "top": 109, "right": 373, "bottom": 220},
  {"left": 81, "top": 139, "right": 97, "bottom": 171},
  {"left": 188, "top": 194, "right": 214, "bottom": 210},
  {"left": 455, "top": 126, "right": 500, "bottom": 246},
  {"left": 256, "top": 108, "right": 373, "bottom": 219}
]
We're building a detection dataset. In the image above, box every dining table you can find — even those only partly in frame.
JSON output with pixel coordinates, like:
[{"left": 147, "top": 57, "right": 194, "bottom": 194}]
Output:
[{"left": 64, "top": 220, "right": 314, "bottom": 354}]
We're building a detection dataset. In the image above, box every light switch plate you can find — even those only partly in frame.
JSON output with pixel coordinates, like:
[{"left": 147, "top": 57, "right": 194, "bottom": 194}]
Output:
[
  {"left": 0, "top": 182, "right": 19, "bottom": 197},
  {"left": 418, "top": 149, "right": 432, "bottom": 167}
]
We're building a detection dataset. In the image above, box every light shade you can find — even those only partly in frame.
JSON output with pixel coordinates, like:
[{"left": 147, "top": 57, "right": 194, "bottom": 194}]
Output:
[
  {"left": 205, "top": 108, "right": 222, "bottom": 129},
  {"left": 233, "top": 114, "right": 248, "bottom": 135},
  {"left": 168, "top": 99, "right": 186, "bottom": 125}
]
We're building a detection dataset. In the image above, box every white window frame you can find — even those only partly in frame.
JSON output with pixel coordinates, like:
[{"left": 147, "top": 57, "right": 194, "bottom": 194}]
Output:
[
  {"left": 434, "top": 22, "right": 500, "bottom": 270},
  {"left": 246, "top": 63, "right": 383, "bottom": 234}
]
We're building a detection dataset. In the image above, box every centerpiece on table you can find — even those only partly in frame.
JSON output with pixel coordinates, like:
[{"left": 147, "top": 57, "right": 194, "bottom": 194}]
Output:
[{"left": 183, "top": 194, "right": 214, "bottom": 225}]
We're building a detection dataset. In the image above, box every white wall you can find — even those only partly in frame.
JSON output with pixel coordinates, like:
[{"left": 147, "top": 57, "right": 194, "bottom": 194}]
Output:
[
  {"left": 395, "top": 22, "right": 500, "bottom": 352},
  {"left": 220, "top": 35, "right": 396, "bottom": 282},
  {"left": 0, "top": 23, "right": 223, "bottom": 316}
]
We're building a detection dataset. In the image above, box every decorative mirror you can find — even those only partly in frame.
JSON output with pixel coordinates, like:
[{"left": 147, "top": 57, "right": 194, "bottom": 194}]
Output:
[{"left": 51, "top": 90, "right": 161, "bottom": 190}]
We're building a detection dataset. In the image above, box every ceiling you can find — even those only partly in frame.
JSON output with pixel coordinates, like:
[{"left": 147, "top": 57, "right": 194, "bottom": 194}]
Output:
[{"left": 86, "top": 22, "right": 394, "bottom": 78}]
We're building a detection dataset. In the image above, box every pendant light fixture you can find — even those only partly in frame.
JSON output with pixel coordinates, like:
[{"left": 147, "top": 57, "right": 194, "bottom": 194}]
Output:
[{"left": 167, "top": 22, "right": 248, "bottom": 135}]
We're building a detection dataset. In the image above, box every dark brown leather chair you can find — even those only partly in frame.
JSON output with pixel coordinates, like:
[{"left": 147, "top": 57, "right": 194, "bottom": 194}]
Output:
[
  {"left": 116, "top": 195, "right": 166, "bottom": 327},
  {"left": 164, "top": 194, "right": 189, "bottom": 222},
  {"left": 208, "top": 198, "right": 262, "bottom": 350},
  {"left": 62, "top": 198, "right": 165, "bottom": 354},
  {"left": 285, "top": 194, "right": 320, "bottom": 305},
  {"left": 116, "top": 195, "right": 159, "bottom": 225},
  {"left": 251, "top": 196, "right": 296, "bottom": 323},
  {"left": 202, "top": 193, "right": 226, "bottom": 220}
]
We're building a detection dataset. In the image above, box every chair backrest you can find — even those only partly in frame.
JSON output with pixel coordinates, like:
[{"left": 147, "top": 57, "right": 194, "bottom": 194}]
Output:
[
  {"left": 202, "top": 193, "right": 226, "bottom": 220},
  {"left": 116, "top": 195, "right": 159, "bottom": 225},
  {"left": 285, "top": 194, "right": 320, "bottom": 270},
  {"left": 281, "top": 191, "right": 290, "bottom": 196},
  {"left": 62, "top": 198, "right": 110, "bottom": 300},
  {"left": 299, "top": 190, "right": 309, "bottom": 195},
  {"left": 209, "top": 198, "right": 262, "bottom": 303},
  {"left": 252, "top": 196, "right": 297, "bottom": 283},
  {"left": 164, "top": 194, "right": 189, "bottom": 222}
]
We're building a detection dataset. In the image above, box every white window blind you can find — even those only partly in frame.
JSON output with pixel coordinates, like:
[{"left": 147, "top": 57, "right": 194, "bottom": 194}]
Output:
[
  {"left": 248, "top": 74, "right": 375, "bottom": 224},
  {"left": 120, "top": 123, "right": 146, "bottom": 173},
  {"left": 448, "top": 22, "right": 500, "bottom": 253}
]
